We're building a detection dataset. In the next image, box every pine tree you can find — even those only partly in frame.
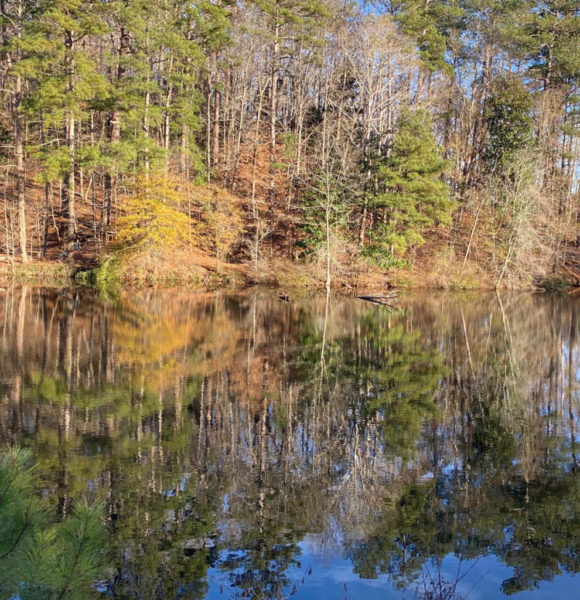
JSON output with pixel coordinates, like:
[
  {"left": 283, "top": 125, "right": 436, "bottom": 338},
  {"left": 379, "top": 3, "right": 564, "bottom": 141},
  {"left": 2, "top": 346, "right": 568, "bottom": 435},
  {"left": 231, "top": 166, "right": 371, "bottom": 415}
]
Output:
[
  {"left": 101, "top": 0, "right": 161, "bottom": 179},
  {"left": 0, "top": 448, "right": 104, "bottom": 600},
  {"left": 390, "top": 0, "right": 463, "bottom": 76},
  {"left": 0, "top": 0, "right": 41, "bottom": 262},
  {"left": 27, "top": 0, "right": 109, "bottom": 245},
  {"left": 519, "top": 1, "right": 580, "bottom": 199},
  {"left": 371, "top": 108, "right": 453, "bottom": 256},
  {"left": 520, "top": 0, "right": 580, "bottom": 89}
]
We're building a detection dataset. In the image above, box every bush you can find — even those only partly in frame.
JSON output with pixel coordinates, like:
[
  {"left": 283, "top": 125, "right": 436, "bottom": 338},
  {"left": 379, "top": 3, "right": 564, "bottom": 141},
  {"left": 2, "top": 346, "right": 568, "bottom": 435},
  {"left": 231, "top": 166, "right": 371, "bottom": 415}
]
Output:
[
  {"left": 363, "top": 244, "right": 410, "bottom": 270},
  {"left": 537, "top": 277, "right": 571, "bottom": 294}
]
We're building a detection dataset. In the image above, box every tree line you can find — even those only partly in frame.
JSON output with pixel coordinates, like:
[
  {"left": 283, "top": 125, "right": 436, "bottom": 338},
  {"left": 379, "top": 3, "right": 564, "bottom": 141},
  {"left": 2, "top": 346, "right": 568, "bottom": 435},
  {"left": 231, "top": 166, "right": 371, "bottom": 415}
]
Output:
[{"left": 1, "top": 0, "right": 579, "bottom": 285}]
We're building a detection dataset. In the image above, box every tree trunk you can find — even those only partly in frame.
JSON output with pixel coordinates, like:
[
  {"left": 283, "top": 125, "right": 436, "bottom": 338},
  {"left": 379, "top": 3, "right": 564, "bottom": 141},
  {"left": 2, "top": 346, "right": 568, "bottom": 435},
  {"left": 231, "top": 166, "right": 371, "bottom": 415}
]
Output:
[
  {"left": 163, "top": 54, "right": 174, "bottom": 177},
  {"left": 103, "top": 110, "right": 120, "bottom": 232},
  {"left": 143, "top": 86, "right": 151, "bottom": 176},
  {"left": 268, "top": 1, "right": 280, "bottom": 207},
  {"left": 212, "top": 89, "right": 220, "bottom": 177},
  {"left": 103, "top": 24, "right": 129, "bottom": 233},
  {"left": 180, "top": 122, "right": 189, "bottom": 175},
  {"left": 62, "top": 109, "right": 76, "bottom": 244},
  {"left": 62, "top": 35, "right": 76, "bottom": 244},
  {"left": 206, "top": 77, "right": 212, "bottom": 182},
  {"left": 15, "top": 76, "right": 28, "bottom": 262}
]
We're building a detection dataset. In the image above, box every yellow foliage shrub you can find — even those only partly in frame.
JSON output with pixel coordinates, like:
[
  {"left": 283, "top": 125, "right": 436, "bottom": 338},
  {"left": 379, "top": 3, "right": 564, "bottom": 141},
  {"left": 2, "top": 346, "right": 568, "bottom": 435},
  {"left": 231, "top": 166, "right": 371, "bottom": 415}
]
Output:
[
  {"left": 114, "top": 175, "right": 245, "bottom": 272},
  {"left": 116, "top": 175, "right": 193, "bottom": 254}
]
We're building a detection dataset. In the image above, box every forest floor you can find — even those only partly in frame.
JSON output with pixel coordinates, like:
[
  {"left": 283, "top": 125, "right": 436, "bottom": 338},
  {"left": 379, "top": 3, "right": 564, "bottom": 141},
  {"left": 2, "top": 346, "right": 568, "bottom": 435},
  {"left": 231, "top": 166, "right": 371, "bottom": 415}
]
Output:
[
  {"left": 1, "top": 181, "right": 579, "bottom": 292},
  {"left": 0, "top": 184, "right": 393, "bottom": 289},
  {"left": 3, "top": 226, "right": 578, "bottom": 292}
]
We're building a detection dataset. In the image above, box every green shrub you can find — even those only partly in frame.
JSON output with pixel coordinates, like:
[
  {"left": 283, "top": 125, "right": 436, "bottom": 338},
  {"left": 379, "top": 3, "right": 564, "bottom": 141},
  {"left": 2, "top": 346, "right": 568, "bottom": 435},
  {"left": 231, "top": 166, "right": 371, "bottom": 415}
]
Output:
[{"left": 537, "top": 277, "right": 571, "bottom": 294}]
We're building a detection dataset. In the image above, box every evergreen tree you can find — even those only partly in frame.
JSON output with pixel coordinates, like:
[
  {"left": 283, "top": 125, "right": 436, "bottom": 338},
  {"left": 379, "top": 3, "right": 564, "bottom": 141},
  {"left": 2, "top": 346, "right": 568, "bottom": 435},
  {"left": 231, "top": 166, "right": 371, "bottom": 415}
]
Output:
[
  {"left": 519, "top": 1, "right": 580, "bottom": 200},
  {"left": 520, "top": 0, "right": 580, "bottom": 89},
  {"left": 390, "top": 0, "right": 463, "bottom": 76},
  {"left": 27, "top": 0, "right": 109, "bottom": 244},
  {"left": 484, "top": 74, "right": 534, "bottom": 171},
  {"left": 370, "top": 108, "right": 452, "bottom": 257},
  {"left": 0, "top": 0, "right": 42, "bottom": 262},
  {"left": 0, "top": 448, "right": 104, "bottom": 600}
]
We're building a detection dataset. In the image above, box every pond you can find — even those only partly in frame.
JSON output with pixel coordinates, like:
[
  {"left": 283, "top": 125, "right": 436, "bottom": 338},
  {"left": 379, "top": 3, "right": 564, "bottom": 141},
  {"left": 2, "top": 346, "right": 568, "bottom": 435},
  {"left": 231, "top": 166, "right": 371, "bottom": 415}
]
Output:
[{"left": 0, "top": 287, "right": 579, "bottom": 600}]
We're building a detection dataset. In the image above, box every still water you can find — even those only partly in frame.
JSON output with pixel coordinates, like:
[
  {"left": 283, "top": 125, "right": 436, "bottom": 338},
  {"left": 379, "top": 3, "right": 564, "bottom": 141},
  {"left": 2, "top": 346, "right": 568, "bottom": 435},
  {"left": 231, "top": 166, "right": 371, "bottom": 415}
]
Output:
[{"left": 1, "top": 287, "right": 579, "bottom": 600}]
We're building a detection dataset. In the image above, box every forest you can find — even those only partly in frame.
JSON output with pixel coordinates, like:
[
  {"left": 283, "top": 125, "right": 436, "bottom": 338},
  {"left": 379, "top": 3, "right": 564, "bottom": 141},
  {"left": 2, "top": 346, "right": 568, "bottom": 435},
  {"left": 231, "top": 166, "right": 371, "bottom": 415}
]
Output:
[{"left": 0, "top": 0, "right": 579, "bottom": 288}]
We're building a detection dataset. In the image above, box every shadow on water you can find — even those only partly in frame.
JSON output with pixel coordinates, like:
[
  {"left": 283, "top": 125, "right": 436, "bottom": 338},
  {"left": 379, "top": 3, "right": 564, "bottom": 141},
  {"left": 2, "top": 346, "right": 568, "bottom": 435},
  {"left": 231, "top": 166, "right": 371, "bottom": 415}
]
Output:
[{"left": 0, "top": 287, "right": 579, "bottom": 599}]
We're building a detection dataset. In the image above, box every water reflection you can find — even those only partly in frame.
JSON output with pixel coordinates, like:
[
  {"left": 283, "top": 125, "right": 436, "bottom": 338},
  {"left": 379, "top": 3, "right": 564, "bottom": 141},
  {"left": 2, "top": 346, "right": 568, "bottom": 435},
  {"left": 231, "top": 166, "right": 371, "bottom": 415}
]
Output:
[{"left": 0, "top": 287, "right": 579, "bottom": 599}]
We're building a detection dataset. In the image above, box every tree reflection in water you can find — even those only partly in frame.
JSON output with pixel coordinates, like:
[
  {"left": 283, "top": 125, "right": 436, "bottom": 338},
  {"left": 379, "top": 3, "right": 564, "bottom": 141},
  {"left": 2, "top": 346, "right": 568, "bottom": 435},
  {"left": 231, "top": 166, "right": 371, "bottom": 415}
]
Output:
[{"left": 0, "top": 288, "right": 578, "bottom": 599}]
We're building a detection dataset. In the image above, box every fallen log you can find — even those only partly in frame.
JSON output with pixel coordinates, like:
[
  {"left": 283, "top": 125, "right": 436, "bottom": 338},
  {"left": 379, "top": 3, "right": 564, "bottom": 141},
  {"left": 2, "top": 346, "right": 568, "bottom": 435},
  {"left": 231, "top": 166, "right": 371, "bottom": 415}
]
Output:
[{"left": 357, "top": 292, "right": 399, "bottom": 308}]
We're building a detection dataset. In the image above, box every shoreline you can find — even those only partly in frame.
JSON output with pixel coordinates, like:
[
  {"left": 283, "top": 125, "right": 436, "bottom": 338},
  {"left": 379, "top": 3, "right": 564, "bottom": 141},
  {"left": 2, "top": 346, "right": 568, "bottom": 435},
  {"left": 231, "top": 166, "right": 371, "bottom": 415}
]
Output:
[{"left": 0, "top": 257, "right": 573, "bottom": 294}]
